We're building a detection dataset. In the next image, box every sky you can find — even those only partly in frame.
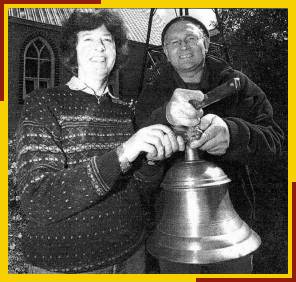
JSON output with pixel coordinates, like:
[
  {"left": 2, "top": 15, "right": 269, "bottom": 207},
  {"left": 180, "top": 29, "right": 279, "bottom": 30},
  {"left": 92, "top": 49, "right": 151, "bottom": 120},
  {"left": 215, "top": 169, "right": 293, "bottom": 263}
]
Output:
[{"left": 156, "top": 9, "right": 217, "bottom": 30}]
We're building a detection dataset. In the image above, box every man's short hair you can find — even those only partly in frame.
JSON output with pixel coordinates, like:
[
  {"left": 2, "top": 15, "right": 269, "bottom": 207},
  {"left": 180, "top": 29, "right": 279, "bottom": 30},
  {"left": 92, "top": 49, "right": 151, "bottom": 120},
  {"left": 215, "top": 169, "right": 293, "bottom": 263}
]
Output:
[{"left": 161, "top": 15, "right": 210, "bottom": 46}]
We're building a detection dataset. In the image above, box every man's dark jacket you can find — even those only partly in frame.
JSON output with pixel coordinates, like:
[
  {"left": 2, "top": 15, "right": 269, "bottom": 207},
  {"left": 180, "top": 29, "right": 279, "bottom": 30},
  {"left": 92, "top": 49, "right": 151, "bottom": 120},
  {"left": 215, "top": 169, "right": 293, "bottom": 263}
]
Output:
[{"left": 135, "top": 55, "right": 284, "bottom": 221}]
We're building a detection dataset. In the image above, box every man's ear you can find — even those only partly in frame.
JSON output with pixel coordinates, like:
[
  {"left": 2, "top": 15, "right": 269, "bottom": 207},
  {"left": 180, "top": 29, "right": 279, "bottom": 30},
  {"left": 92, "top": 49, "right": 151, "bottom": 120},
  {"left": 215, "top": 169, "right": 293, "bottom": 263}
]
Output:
[
  {"left": 163, "top": 46, "right": 170, "bottom": 61},
  {"left": 204, "top": 37, "right": 210, "bottom": 53}
]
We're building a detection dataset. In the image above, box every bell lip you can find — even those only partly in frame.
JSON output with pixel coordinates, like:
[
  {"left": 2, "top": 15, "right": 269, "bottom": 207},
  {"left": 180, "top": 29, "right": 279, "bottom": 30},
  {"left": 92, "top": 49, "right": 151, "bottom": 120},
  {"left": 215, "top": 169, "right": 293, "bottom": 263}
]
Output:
[
  {"left": 147, "top": 230, "right": 261, "bottom": 265},
  {"left": 161, "top": 178, "right": 231, "bottom": 188}
]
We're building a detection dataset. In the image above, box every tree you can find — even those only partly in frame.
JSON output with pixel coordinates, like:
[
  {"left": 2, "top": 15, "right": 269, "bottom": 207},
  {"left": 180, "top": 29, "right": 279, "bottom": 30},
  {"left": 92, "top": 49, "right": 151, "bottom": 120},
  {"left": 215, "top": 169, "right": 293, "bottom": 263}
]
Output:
[
  {"left": 212, "top": 9, "right": 287, "bottom": 107},
  {"left": 212, "top": 10, "right": 288, "bottom": 275}
]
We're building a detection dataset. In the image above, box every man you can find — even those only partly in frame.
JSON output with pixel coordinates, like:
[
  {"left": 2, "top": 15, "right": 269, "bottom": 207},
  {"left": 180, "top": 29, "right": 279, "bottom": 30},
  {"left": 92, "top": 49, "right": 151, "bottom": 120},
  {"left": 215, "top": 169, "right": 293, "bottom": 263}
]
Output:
[{"left": 136, "top": 16, "right": 284, "bottom": 274}]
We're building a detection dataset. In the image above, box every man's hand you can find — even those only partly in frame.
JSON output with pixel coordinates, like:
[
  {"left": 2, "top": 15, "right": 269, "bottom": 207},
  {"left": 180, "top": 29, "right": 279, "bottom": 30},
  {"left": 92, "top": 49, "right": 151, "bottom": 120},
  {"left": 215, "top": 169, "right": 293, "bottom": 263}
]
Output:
[
  {"left": 189, "top": 114, "right": 230, "bottom": 156},
  {"left": 166, "top": 88, "right": 204, "bottom": 127},
  {"left": 123, "top": 124, "right": 185, "bottom": 162}
]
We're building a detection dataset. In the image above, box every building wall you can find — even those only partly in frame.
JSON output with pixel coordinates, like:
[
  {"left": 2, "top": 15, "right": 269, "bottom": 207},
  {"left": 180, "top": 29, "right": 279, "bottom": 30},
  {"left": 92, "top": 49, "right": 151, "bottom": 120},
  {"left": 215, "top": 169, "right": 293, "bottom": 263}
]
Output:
[
  {"left": 8, "top": 19, "right": 147, "bottom": 138},
  {"left": 8, "top": 19, "right": 65, "bottom": 138}
]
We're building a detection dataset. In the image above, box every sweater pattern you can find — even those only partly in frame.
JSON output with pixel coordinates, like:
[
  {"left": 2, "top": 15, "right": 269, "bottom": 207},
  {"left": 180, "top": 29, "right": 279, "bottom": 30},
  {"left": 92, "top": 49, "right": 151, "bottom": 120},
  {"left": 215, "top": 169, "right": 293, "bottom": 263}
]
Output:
[{"left": 16, "top": 86, "right": 145, "bottom": 273}]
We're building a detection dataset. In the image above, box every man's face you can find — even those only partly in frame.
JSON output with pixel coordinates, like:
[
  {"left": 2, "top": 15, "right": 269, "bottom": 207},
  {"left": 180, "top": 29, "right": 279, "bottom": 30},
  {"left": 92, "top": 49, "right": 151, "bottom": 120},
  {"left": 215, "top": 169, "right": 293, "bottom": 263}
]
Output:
[
  {"left": 76, "top": 25, "right": 116, "bottom": 78},
  {"left": 163, "top": 21, "right": 209, "bottom": 75}
]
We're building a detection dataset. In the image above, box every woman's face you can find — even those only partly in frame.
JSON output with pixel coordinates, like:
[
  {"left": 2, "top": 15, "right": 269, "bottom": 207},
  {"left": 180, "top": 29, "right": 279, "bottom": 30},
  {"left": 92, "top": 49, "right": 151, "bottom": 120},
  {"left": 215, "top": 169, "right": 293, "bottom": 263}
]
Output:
[{"left": 76, "top": 25, "right": 116, "bottom": 78}]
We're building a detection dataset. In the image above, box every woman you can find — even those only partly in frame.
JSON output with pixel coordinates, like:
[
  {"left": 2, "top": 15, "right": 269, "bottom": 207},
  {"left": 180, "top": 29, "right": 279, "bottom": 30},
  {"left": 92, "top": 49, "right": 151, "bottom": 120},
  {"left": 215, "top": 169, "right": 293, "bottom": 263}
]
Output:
[{"left": 16, "top": 9, "right": 184, "bottom": 274}]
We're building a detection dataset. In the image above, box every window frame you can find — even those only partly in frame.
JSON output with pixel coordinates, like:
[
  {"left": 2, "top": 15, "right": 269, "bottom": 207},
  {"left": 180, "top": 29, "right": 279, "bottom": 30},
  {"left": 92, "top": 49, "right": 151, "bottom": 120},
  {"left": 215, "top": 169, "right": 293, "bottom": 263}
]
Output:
[{"left": 22, "top": 36, "right": 55, "bottom": 100}]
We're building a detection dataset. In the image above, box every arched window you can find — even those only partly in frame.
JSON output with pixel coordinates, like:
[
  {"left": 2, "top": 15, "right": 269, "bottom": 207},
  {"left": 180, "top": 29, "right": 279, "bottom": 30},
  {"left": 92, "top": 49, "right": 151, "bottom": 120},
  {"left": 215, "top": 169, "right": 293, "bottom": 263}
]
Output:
[{"left": 23, "top": 37, "right": 55, "bottom": 99}]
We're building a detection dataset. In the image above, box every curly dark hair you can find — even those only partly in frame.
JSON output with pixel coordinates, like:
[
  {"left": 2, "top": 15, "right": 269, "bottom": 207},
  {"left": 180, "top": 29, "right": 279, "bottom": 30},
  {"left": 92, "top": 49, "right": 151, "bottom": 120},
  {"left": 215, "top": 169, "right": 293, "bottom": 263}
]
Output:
[{"left": 60, "top": 9, "right": 129, "bottom": 76}]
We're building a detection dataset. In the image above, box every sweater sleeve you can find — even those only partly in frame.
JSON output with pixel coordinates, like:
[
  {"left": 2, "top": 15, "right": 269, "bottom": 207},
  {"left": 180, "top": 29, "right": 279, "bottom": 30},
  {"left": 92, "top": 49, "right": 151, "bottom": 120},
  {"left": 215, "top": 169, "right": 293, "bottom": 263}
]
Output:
[
  {"left": 133, "top": 159, "right": 164, "bottom": 192},
  {"left": 220, "top": 71, "right": 284, "bottom": 164},
  {"left": 132, "top": 159, "right": 165, "bottom": 216},
  {"left": 16, "top": 91, "right": 121, "bottom": 225}
]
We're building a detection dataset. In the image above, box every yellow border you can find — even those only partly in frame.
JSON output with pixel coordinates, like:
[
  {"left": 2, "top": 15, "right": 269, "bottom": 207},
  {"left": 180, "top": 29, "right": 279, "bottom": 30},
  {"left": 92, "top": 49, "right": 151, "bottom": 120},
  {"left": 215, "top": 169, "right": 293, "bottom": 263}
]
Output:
[
  {"left": 3, "top": 1, "right": 294, "bottom": 8},
  {"left": 3, "top": 2, "right": 292, "bottom": 281}
]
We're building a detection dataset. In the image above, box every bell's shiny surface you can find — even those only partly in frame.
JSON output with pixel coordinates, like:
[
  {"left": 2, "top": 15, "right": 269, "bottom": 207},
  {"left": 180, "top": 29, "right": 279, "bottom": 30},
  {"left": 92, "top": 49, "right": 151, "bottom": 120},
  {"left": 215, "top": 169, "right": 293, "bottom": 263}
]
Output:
[{"left": 147, "top": 147, "right": 261, "bottom": 264}]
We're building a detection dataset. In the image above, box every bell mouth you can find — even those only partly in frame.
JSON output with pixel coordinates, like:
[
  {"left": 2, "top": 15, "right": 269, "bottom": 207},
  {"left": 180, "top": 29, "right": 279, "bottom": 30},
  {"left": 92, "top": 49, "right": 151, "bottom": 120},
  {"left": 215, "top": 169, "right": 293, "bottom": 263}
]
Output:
[{"left": 147, "top": 222, "right": 261, "bottom": 265}]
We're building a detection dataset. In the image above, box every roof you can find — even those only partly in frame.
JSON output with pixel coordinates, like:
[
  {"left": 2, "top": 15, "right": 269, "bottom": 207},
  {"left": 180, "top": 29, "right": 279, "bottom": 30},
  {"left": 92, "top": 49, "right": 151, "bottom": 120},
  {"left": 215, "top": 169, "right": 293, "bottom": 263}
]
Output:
[{"left": 8, "top": 8, "right": 166, "bottom": 46}]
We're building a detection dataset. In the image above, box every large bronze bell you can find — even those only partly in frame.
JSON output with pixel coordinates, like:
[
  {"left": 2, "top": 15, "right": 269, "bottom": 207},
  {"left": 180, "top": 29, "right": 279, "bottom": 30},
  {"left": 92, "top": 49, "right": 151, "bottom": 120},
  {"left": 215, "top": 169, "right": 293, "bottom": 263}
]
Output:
[{"left": 146, "top": 145, "right": 261, "bottom": 264}]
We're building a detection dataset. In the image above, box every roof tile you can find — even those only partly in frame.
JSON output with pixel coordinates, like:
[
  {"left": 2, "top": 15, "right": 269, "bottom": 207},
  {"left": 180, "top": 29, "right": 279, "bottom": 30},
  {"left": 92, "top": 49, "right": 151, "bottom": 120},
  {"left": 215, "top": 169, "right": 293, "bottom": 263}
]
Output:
[{"left": 9, "top": 8, "right": 166, "bottom": 46}]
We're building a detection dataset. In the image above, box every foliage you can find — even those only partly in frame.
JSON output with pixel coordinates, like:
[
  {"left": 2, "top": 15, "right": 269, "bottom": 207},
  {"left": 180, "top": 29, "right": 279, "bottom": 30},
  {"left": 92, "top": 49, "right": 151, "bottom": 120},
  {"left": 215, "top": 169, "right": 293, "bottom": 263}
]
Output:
[
  {"left": 9, "top": 208, "right": 28, "bottom": 273},
  {"left": 212, "top": 10, "right": 288, "bottom": 274},
  {"left": 9, "top": 136, "right": 29, "bottom": 273},
  {"left": 212, "top": 9, "right": 288, "bottom": 109},
  {"left": 8, "top": 138, "right": 18, "bottom": 206}
]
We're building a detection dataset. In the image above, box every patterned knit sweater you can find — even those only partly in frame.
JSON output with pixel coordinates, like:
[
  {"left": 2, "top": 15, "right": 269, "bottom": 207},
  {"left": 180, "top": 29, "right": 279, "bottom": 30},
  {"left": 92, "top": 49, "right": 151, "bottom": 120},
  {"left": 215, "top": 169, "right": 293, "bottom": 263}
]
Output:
[{"left": 16, "top": 85, "right": 163, "bottom": 273}]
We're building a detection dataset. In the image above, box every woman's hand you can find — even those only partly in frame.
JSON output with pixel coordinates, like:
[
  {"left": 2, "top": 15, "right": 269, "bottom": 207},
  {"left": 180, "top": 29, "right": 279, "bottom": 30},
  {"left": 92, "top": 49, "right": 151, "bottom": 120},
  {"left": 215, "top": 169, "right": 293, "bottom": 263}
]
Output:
[{"left": 122, "top": 124, "right": 185, "bottom": 162}]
